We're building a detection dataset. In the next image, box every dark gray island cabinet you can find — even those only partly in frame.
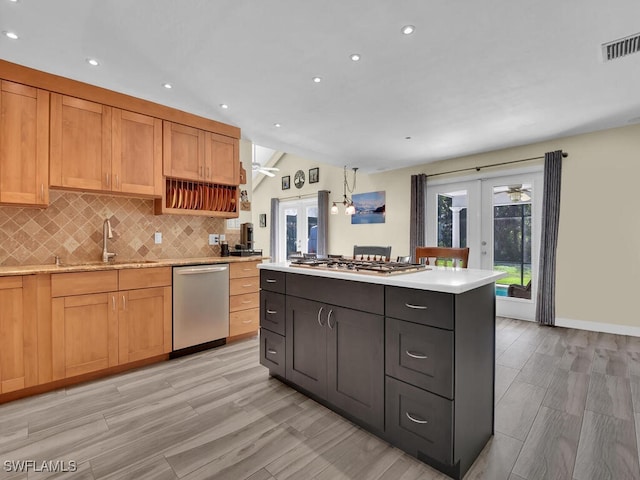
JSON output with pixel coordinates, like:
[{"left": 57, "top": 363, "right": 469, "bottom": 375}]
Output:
[{"left": 259, "top": 263, "right": 502, "bottom": 480}]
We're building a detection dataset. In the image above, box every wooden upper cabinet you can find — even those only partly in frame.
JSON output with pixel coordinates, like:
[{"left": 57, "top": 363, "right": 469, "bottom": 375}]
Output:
[
  {"left": 112, "top": 109, "right": 162, "bottom": 196},
  {"left": 50, "top": 93, "right": 112, "bottom": 191},
  {"left": 0, "top": 80, "right": 49, "bottom": 206},
  {"left": 207, "top": 131, "right": 239, "bottom": 185},
  {"left": 163, "top": 121, "right": 205, "bottom": 181}
]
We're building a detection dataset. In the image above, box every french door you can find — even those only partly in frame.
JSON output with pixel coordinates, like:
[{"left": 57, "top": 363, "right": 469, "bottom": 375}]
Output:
[
  {"left": 426, "top": 170, "right": 543, "bottom": 320},
  {"left": 278, "top": 197, "right": 318, "bottom": 261}
]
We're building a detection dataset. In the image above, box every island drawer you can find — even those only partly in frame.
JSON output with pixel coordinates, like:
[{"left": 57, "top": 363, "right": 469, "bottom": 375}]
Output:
[
  {"left": 260, "top": 328, "right": 285, "bottom": 378},
  {"left": 385, "top": 376, "right": 453, "bottom": 466},
  {"left": 386, "top": 318, "right": 453, "bottom": 399},
  {"left": 260, "top": 270, "right": 286, "bottom": 293},
  {"left": 286, "top": 272, "right": 384, "bottom": 315},
  {"left": 385, "top": 286, "right": 453, "bottom": 330},
  {"left": 260, "top": 290, "right": 285, "bottom": 336}
]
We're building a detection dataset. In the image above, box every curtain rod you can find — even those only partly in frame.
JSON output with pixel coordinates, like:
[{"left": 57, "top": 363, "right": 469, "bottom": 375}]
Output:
[
  {"left": 278, "top": 191, "right": 327, "bottom": 201},
  {"left": 425, "top": 151, "right": 568, "bottom": 178}
]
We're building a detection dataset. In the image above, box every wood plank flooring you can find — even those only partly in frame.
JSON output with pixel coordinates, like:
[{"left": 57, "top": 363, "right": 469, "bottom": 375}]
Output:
[{"left": 1, "top": 317, "right": 640, "bottom": 479}]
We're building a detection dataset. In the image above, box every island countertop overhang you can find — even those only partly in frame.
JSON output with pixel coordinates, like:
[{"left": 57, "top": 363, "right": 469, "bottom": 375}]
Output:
[{"left": 258, "top": 261, "right": 506, "bottom": 294}]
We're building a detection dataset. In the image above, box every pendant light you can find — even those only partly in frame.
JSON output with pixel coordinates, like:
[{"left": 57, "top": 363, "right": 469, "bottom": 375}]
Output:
[{"left": 331, "top": 166, "right": 358, "bottom": 215}]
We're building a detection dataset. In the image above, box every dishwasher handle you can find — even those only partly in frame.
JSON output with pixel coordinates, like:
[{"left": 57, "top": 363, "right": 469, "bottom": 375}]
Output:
[{"left": 175, "top": 266, "right": 229, "bottom": 275}]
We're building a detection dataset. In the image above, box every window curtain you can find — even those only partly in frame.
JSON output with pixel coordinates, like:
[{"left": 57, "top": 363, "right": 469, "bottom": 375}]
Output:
[
  {"left": 269, "top": 197, "right": 279, "bottom": 262},
  {"left": 535, "top": 150, "right": 563, "bottom": 326},
  {"left": 317, "top": 190, "right": 330, "bottom": 256},
  {"left": 410, "top": 174, "right": 427, "bottom": 262}
]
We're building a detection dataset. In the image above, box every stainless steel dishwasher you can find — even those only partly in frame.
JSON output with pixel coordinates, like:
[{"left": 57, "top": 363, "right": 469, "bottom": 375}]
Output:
[{"left": 172, "top": 264, "right": 229, "bottom": 353}]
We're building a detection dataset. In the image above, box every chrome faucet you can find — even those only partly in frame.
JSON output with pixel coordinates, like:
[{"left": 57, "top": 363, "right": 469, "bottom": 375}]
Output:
[{"left": 102, "top": 218, "right": 117, "bottom": 263}]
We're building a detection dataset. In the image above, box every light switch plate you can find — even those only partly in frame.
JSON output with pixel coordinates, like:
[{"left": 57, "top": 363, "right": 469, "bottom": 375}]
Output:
[
  {"left": 154, "top": 232, "right": 162, "bottom": 244},
  {"left": 220, "top": 234, "right": 226, "bottom": 242},
  {"left": 208, "top": 234, "right": 219, "bottom": 245}
]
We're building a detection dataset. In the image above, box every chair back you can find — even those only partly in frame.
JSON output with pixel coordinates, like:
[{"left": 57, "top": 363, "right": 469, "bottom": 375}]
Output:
[
  {"left": 353, "top": 245, "right": 392, "bottom": 262},
  {"left": 415, "top": 246, "right": 470, "bottom": 268}
]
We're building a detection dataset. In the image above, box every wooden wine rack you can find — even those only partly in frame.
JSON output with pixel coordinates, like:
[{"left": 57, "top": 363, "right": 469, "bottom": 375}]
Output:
[{"left": 154, "top": 177, "right": 239, "bottom": 217}]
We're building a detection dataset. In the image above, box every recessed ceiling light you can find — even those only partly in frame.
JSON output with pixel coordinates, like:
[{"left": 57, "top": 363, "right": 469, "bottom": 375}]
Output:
[
  {"left": 274, "top": 123, "right": 281, "bottom": 128},
  {"left": 220, "top": 104, "right": 229, "bottom": 109},
  {"left": 86, "top": 58, "right": 99, "bottom": 66},
  {"left": 312, "top": 76, "right": 322, "bottom": 83},
  {"left": 162, "top": 83, "right": 173, "bottom": 89},
  {"left": 3, "top": 31, "right": 18, "bottom": 40},
  {"left": 8, "top": 0, "right": 18, "bottom": 3},
  {"left": 401, "top": 25, "right": 415, "bottom": 35},
  {"left": 350, "top": 54, "right": 361, "bottom": 62},
  {"left": 405, "top": 136, "right": 412, "bottom": 140}
]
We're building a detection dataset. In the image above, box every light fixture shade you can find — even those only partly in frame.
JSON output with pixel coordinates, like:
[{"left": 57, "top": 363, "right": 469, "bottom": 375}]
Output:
[
  {"left": 331, "top": 203, "right": 339, "bottom": 215},
  {"left": 345, "top": 203, "right": 356, "bottom": 215},
  {"left": 509, "top": 191, "right": 522, "bottom": 202}
]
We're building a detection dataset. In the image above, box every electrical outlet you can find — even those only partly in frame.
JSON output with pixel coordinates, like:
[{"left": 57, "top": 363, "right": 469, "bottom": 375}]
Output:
[
  {"left": 154, "top": 232, "right": 162, "bottom": 244},
  {"left": 208, "top": 234, "right": 220, "bottom": 245},
  {"left": 219, "top": 234, "right": 226, "bottom": 242}
]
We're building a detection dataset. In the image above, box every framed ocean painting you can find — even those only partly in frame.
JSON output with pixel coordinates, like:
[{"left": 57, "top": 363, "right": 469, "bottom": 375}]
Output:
[{"left": 351, "top": 191, "right": 385, "bottom": 224}]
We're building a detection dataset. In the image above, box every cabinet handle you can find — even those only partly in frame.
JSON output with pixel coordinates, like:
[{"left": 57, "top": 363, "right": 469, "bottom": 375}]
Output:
[
  {"left": 327, "top": 309, "right": 335, "bottom": 329},
  {"left": 266, "top": 279, "right": 277, "bottom": 283},
  {"left": 112, "top": 295, "right": 116, "bottom": 312},
  {"left": 40, "top": 184, "right": 44, "bottom": 201},
  {"left": 266, "top": 309, "right": 277, "bottom": 314},
  {"left": 242, "top": 300, "right": 253, "bottom": 305},
  {"left": 242, "top": 268, "right": 252, "bottom": 271},
  {"left": 405, "top": 303, "right": 428, "bottom": 310},
  {"left": 106, "top": 172, "right": 110, "bottom": 187},
  {"left": 267, "top": 348, "right": 277, "bottom": 355},
  {"left": 207, "top": 166, "right": 211, "bottom": 178},
  {"left": 242, "top": 319, "right": 253, "bottom": 324},
  {"left": 122, "top": 295, "right": 126, "bottom": 310},
  {"left": 199, "top": 165, "right": 203, "bottom": 178},
  {"left": 242, "top": 283, "right": 254, "bottom": 288},
  {"left": 405, "top": 350, "right": 428, "bottom": 360},
  {"left": 317, "top": 307, "right": 325, "bottom": 327},
  {"left": 405, "top": 412, "right": 428, "bottom": 424},
  {"left": 115, "top": 174, "right": 119, "bottom": 188}
]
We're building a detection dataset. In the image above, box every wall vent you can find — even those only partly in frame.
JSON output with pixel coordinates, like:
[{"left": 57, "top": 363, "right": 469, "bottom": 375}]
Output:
[{"left": 602, "top": 32, "right": 640, "bottom": 62}]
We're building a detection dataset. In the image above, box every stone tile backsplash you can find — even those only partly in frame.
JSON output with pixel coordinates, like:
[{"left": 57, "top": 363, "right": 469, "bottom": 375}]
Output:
[{"left": 0, "top": 191, "right": 239, "bottom": 266}]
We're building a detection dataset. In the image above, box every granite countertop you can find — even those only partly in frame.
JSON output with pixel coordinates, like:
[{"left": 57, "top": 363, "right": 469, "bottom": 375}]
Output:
[
  {"left": 259, "top": 261, "right": 506, "bottom": 294},
  {"left": 0, "top": 256, "right": 267, "bottom": 277}
]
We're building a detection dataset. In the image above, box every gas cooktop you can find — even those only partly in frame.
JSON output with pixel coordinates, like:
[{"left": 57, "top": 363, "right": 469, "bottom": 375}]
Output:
[{"left": 289, "top": 258, "right": 428, "bottom": 275}]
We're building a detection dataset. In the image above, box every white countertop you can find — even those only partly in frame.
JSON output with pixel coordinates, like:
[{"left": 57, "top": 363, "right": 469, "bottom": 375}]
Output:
[{"left": 259, "top": 261, "right": 506, "bottom": 294}]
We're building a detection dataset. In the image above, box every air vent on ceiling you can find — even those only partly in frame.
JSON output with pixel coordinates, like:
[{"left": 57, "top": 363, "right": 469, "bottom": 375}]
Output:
[{"left": 602, "top": 32, "right": 640, "bottom": 62}]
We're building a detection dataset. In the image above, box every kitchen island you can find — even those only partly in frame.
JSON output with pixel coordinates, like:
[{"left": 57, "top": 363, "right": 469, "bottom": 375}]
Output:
[{"left": 258, "top": 261, "right": 505, "bottom": 480}]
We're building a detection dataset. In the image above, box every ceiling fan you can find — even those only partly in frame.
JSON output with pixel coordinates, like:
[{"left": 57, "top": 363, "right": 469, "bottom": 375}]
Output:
[
  {"left": 252, "top": 162, "right": 279, "bottom": 177},
  {"left": 495, "top": 184, "right": 531, "bottom": 202}
]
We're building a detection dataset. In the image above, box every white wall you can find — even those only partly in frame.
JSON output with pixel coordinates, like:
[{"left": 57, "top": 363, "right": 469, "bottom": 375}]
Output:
[{"left": 252, "top": 123, "right": 640, "bottom": 335}]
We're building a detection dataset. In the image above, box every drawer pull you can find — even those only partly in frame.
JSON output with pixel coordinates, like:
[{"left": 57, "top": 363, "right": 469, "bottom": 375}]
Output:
[
  {"left": 266, "top": 309, "right": 277, "bottom": 314},
  {"left": 405, "top": 412, "right": 428, "bottom": 424},
  {"left": 405, "top": 303, "right": 428, "bottom": 310},
  {"left": 266, "top": 279, "right": 277, "bottom": 283},
  {"left": 267, "top": 348, "right": 277, "bottom": 355},
  {"left": 242, "top": 300, "right": 252, "bottom": 304},
  {"left": 327, "top": 309, "right": 335, "bottom": 329},
  {"left": 242, "top": 284, "right": 254, "bottom": 287},
  {"left": 406, "top": 350, "right": 428, "bottom": 360},
  {"left": 242, "top": 319, "right": 253, "bottom": 324},
  {"left": 317, "top": 307, "right": 325, "bottom": 327}
]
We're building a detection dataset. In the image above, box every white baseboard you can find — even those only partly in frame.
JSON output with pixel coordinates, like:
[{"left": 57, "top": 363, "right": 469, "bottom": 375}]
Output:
[{"left": 555, "top": 317, "right": 640, "bottom": 338}]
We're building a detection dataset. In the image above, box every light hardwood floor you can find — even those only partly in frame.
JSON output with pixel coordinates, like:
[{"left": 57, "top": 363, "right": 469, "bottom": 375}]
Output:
[{"left": 1, "top": 317, "right": 639, "bottom": 480}]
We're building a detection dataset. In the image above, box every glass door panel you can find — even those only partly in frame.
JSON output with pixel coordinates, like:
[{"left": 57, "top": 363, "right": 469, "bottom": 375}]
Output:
[{"left": 278, "top": 198, "right": 318, "bottom": 261}]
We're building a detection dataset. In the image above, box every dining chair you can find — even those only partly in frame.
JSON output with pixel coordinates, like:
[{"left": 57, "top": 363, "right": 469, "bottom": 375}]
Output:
[
  {"left": 415, "top": 246, "right": 470, "bottom": 268},
  {"left": 353, "top": 245, "right": 392, "bottom": 261}
]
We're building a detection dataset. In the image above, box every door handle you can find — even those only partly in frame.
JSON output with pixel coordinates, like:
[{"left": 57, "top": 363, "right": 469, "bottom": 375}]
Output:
[
  {"left": 317, "top": 307, "right": 325, "bottom": 327},
  {"left": 405, "top": 412, "right": 428, "bottom": 424},
  {"left": 266, "top": 279, "right": 277, "bottom": 283},
  {"left": 327, "top": 309, "right": 335, "bottom": 329},
  {"left": 267, "top": 348, "right": 277, "bottom": 355},
  {"left": 405, "top": 303, "right": 428, "bottom": 310},
  {"left": 406, "top": 350, "right": 428, "bottom": 359},
  {"left": 266, "top": 309, "right": 277, "bottom": 314}
]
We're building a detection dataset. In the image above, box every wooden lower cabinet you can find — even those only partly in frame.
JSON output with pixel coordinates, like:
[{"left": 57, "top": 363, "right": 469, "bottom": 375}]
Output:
[
  {"left": 52, "top": 292, "right": 118, "bottom": 379},
  {"left": 0, "top": 276, "right": 37, "bottom": 393},
  {"left": 51, "top": 268, "right": 172, "bottom": 380},
  {"left": 229, "top": 261, "right": 260, "bottom": 337}
]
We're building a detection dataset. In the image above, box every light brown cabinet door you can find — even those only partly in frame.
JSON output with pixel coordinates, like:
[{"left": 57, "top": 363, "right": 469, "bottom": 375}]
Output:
[
  {"left": 163, "top": 121, "right": 205, "bottom": 181},
  {"left": 0, "top": 80, "right": 49, "bottom": 205},
  {"left": 118, "top": 286, "right": 171, "bottom": 363},
  {"left": 0, "top": 276, "right": 37, "bottom": 393},
  {"left": 51, "top": 292, "right": 118, "bottom": 380},
  {"left": 50, "top": 93, "right": 112, "bottom": 191},
  {"left": 206, "top": 131, "right": 239, "bottom": 185},
  {"left": 112, "top": 109, "right": 162, "bottom": 196}
]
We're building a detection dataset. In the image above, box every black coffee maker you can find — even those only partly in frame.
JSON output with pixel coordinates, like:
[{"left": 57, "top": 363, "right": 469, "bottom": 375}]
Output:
[{"left": 240, "top": 222, "right": 254, "bottom": 250}]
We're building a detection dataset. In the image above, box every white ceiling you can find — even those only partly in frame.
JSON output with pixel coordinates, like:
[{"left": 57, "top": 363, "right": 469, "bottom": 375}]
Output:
[{"left": 2, "top": 0, "right": 640, "bottom": 173}]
